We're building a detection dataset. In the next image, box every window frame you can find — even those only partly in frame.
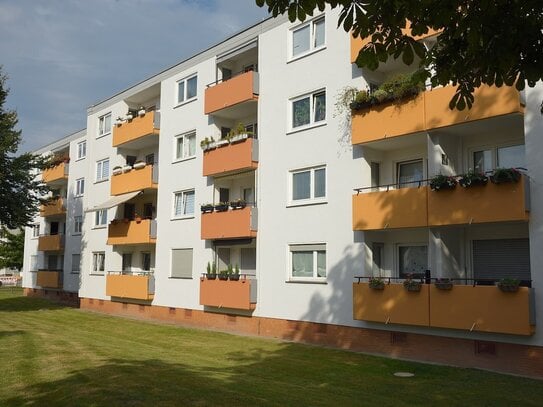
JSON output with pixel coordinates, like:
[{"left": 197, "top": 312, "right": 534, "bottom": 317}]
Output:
[
  {"left": 290, "top": 15, "right": 326, "bottom": 60},
  {"left": 175, "top": 74, "right": 198, "bottom": 106},
  {"left": 98, "top": 113, "right": 112, "bottom": 138},
  {"left": 30, "top": 255, "right": 38, "bottom": 271},
  {"left": 396, "top": 243, "right": 428, "bottom": 279},
  {"left": 289, "top": 89, "right": 326, "bottom": 132},
  {"left": 95, "top": 158, "right": 110, "bottom": 183},
  {"left": 77, "top": 141, "right": 86, "bottom": 160},
  {"left": 468, "top": 142, "right": 526, "bottom": 173},
  {"left": 173, "top": 131, "right": 197, "bottom": 162},
  {"left": 94, "top": 209, "right": 107, "bottom": 228},
  {"left": 73, "top": 215, "right": 83, "bottom": 235},
  {"left": 170, "top": 248, "right": 194, "bottom": 279},
  {"left": 31, "top": 224, "right": 40, "bottom": 238},
  {"left": 71, "top": 253, "right": 81, "bottom": 273},
  {"left": 172, "top": 189, "right": 195, "bottom": 219},
  {"left": 396, "top": 158, "right": 424, "bottom": 189},
  {"left": 288, "top": 165, "right": 327, "bottom": 206},
  {"left": 288, "top": 243, "right": 327, "bottom": 282},
  {"left": 91, "top": 251, "right": 105, "bottom": 275},
  {"left": 75, "top": 178, "right": 85, "bottom": 197}
]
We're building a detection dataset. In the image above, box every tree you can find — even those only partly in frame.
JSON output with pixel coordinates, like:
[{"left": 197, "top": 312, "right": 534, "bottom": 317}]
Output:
[
  {"left": 255, "top": 0, "right": 543, "bottom": 110},
  {"left": 0, "top": 227, "right": 24, "bottom": 270},
  {"left": 0, "top": 67, "right": 49, "bottom": 228}
]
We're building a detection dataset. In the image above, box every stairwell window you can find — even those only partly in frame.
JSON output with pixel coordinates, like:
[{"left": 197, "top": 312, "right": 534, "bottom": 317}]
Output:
[
  {"left": 98, "top": 113, "right": 111, "bottom": 138},
  {"left": 77, "top": 141, "right": 86, "bottom": 160},
  {"left": 95, "top": 158, "right": 110, "bottom": 182},
  {"left": 94, "top": 209, "right": 107, "bottom": 228},
  {"left": 174, "top": 131, "right": 196, "bottom": 161},
  {"left": 173, "top": 190, "right": 195, "bottom": 218},
  {"left": 291, "top": 16, "right": 325, "bottom": 58},
  {"left": 289, "top": 244, "right": 326, "bottom": 281},
  {"left": 176, "top": 74, "right": 198, "bottom": 105},
  {"left": 289, "top": 165, "right": 326, "bottom": 205},
  {"left": 74, "top": 216, "right": 83, "bottom": 234},
  {"left": 75, "top": 178, "right": 85, "bottom": 197},
  {"left": 291, "top": 89, "right": 326, "bottom": 130},
  {"left": 91, "top": 252, "right": 105, "bottom": 275}
]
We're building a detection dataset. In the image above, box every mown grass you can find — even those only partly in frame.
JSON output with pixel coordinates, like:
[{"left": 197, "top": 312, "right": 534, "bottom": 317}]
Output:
[{"left": 0, "top": 287, "right": 542, "bottom": 406}]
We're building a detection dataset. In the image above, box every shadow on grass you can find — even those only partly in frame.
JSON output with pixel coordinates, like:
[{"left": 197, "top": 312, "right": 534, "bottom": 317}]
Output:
[{"left": 0, "top": 296, "right": 66, "bottom": 312}]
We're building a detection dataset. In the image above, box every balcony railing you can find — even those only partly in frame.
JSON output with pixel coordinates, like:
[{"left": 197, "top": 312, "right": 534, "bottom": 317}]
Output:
[
  {"left": 107, "top": 219, "right": 157, "bottom": 245},
  {"left": 199, "top": 275, "right": 257, "bottom": 310},
  {"left": 201, "top": 206, "right": 257, "bottom": 240},
  {"left": 37, "top": 234, "right": 64, "bottom": 252},
  {"left": 42, "top": 162, "right": 69, "bottom": 184},
  {"left": 36, "top": 270, "right": 63, "bottom": 289},
  {"left": 113, "top": 111, "right": 160, "bottom": 147},
  {"left": 351, "top": 85, "right": 524, "bottom": 145},
  {"left": 106, "top": 271, "right": 154, "bottom": 301},
  {"left": 353, "top": 277, "right": 535, "bottom": 336},
  {"left": 39, "top": 197, "right": 66, "bottom": 217},
  {"left": 202, "top": 136, "right": 258, "bottom": 177},
  {"left": 110, "top": 164, "right": 158, "bottom": 196},
  {"left": 204, "top": 71, "right": 259, "bottom": 115}
]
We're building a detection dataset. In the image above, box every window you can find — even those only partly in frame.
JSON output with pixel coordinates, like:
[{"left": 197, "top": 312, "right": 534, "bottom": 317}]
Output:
[
  {"left": 173, "top": 190, "right": 195, "bottom": 218},
  {"left": 92, "top": 252, "right": 105, "bottom": 274},
  {"left": 176, "top": 75, "right": 198, "bottom": 104},
  {"left": 241, "top": 248, "right": 257, "bottom": 275},
  {"left": 32, "top": 224, "right": 40, "bottom": 238},
  {"left": 30, "top": 255, "right": 38, "bottom": 271},
  {"left": 122, "top": 253, "right": 132, "bottom": 272},
  {"left": 290, "top": 166, "right": 326, "bottom": 204},
  {"left": 291, "top": 16, "right": 325, "bottom": 57},
  {"left": 473, "top": 144, "right": 526, "bottom": 173},
  {"left": 74, "top": 216, "right": 83, "bottom": 234},
  {"left": 77, "top": 141, "right": 86, "bottom": 159},
  {"left": 372, "top": 242, "right": 384, "bottom": 275},
  {"left": 75, "top": 178, "right": 85, "bottom": 197},
  {"left": 472, "top": 239, "right": 530, "bottom": 282},
  {"left": 291, "top": 90, "right": 326, "bottom": 129},
  {"left": 71, "top": 254, "right": 80, "bottom": 273},
  {"left": 398, "top": 245, "right": 427, "bottom": 278},
  {"left": 397, "top": 159, "right": 423, "bottom": 188},
  {"left": 142, "top": 252, "right": 151, "bottom": 271},
  {"left": 98, "top": 113, "right": 111, "bottom": 137},
  {"left": 96, "top": 158, "right": 110, "bottom": 182},
  {"left": 219, "top": 188, "right": 230, "bottom": 203},
  {"left": 289, "top": 244, "right": 326, "bottom": 280},
  {"left": 174, "top": 131, "right": 196, "bottom": 161},
  {"left": 371, "top": 162, "right": 380, "bottom": 189},
  {"left": 171, "top": 248, "right": 193, "bottom": 278},
  {"left": 94, "top": 209, "right": 107, "bottom": 227}
]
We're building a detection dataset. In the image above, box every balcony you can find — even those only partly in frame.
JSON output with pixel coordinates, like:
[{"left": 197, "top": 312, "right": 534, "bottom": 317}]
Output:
[
  {"left": 203, "top": 137, "right": 258, "bottom": 177},
  {"left": 42, "top": 162, "right": 69, "bottom": 184},
  {"left": 204, "top": 71, "right": 259, "bottom": 116},
  {"left": 38, "top": 235, "right": 64, "bottom": 252},
  {"left": 113, "top": 111, "right": 160, "bottom": 148},
  {"left": 427, "top": 175, "right": 530, "bottom": 226},
  {"left": 352, "top": 187, "right": 428, "bottom": 231},
  {"left": 200, "top": 277, "right": 257, "bottom": 310},
  {"left": 353, "top": 281, "right": 535, "bottom": 336},
  {"left": 39, "top": 197, "right": 66, "bottom": 217},
  {"left": 36, "top": 270, "right": 62, "bottom": 289},
  {"left": 351, "top": 85, "right": 524, "bottom": 145},
  {"left": 201, "top": 206, "right": 257, "bottom": 240},
  {"left": 107, "top": 219, "right": 157, "bottom": 245},
  {"left": 106, "top": 273, "right": 154, "bottom": 301},
  {"left": 110, "top": 164, "right": 158, "bottom": 196}
]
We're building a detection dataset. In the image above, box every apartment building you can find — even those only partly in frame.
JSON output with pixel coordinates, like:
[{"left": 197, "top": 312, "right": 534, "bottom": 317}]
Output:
[{"left": 23, "top": 8, "right": 543, "bottom": 377}]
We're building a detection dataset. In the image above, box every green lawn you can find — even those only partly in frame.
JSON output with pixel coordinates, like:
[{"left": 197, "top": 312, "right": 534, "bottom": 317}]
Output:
[{"left": 1, "top": 288, "right": 542, "bottom": 406}]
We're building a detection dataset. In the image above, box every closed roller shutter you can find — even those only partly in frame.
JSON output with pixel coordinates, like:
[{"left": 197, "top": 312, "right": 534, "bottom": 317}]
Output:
[{"left": 473, "top": 238, "right": 530, "bottom": 281}]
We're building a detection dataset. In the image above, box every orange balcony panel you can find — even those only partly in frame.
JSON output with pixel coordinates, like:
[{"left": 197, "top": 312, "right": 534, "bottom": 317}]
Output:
[
  {"left": 38, "top": 235, "right": 64, "bottom": 252},
  {"left": 353, "top": 282, "right": 430, "bottom": 327},
  {"left": 113, "top": 111, "right": 159, "bottom": 147},
  {"left": 201, "top": 207, "right": 257, "bottom": 240},
  {"left": 204, "top": 71, "right": 258, "bottom": 115},
  {"left": 428, "top": 176, "right": 529, "bottom": 226},
  {"left": 42, "top": 162, "right": 68, "bottom": 184},
  {"left": 37, "top": 271, "right": 62, "bottom": 289},
  {"left": 40, "top": 198, "right": 66, "bottom": 217},
  {"left": 106, "top": 274, "right": 154, "bottom": 301},
  {"left": 424, "top": 85, "right": 524, "bottom": 130},
  {"left": 351, "top": 94, "right": 425, "bottom": 144},
  {"left": 203, "top": 138, "right": 258, "bottom": 177},
  {"left": 352, "top": 187, "right": 428, "bottom": 231},
  {"left": 200, "top": 278, "right": 256, "bottom": 310},
  {"left": 110, "top": 165, "right": 157, "bottom": 196},
  {"left": 107, "top": 219, "right": 156, "bottom": 245},
  {"left": 429, "top": 285, "right": 535, "bottom": 336}
]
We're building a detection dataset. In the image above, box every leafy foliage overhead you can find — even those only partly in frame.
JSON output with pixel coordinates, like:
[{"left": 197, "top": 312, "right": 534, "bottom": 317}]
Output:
[{"left": 255, "top": 0, "right": 543, "bottom": 110}]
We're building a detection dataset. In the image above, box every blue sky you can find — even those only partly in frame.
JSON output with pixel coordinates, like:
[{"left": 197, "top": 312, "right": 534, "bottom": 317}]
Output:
[{"left": 0, "top": 0, "right": 269, "bottom": 152}]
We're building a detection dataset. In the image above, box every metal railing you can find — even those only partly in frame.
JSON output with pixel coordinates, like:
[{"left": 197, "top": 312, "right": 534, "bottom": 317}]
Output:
[
  {"left": 354, "top": 275, "right": 532, "bottom": 288},
  {"left": 206, "top": 68, "right": 258, "bottom": 88},
  {"left": 107, "top": 270, "right": 154, "bottom": 276}
]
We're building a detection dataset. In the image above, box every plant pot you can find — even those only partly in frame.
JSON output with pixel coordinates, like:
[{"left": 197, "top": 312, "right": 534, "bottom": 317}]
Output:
[
  {"left": 115, "top": 120, "right": 123, "bottom": 126},
  {"left": 459, "top": 177, "right": 488, "bottom": 188},
  {"left": 112, "top": 169, "right": 122, "bottom": 176},
  {"left": 201, "top": 205, "right": 214, "bottom": 213},
  {"left": 138, "top": 109, "right": 146, "bottom": 117},
  {"left": 369, "top": 284, "right": 384, "bottom": 290},
  {"left": 126, "top": 114, "right": 133, "bottom": 121},
  {"left": 218, "top": 275, "right": 228, "bottom": 281},
  {"left": 229, "top": 274, "right": 240, "bottom": 281},
  {"left": 498, "top": 284, "right": 519, "bottom": 293},
  {"left": 206, "top": 273, "right": 217, "bottom": 280},
  {"left": 405, "top": 284, "right": 422, "bottom": 292},
  {"left": 435, "top": 282, "right": 453, "bottom": 290},
  {"left": 133, "top": 162, "right": 146, "bottom": 170},
  {"left": 122, "top": 165, "right": 132, "bottom": 173},
  {"left": 214, "top": 204, "right": 229, "bottom": 212}
]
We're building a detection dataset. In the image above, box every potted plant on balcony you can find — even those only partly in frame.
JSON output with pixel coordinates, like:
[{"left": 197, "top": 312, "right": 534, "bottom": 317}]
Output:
[
  {"left": 403, "top": 275, "right": 422, "bottom": 292},
  {"left": 134, "top": 213, "right": 142, "bottom": 223},
  {"left": 218, "top": 269, "right": 229, "bottom": 281},
  {"left": 200, "top": 137, "right": 212, "bottom": 151},
  {"left": 115, "top": 116, "right": 124, "bottom": 126},
  {"left": 430, "top": 174, "right": 458, "bottom": 191},
  {"left": 368, "top": 277, "right": 385, "bottom": 290},
  {"left": 112, "top": 166, "right": 123, "bottom": 176},
  {"left": 133, "top": 160, "right": 146, "bottom": 170},
  {"left": 201, "top": 203, "right": 214, "bottom": 213},
  {"left": 497, "top": 278, "right": 520, "bottom": 292},
  {"left": 458, "top": 170, "right": 488, "bottom": 188},
  {"left": 214, "top": 202, "right": 229, "bottom": 212},
  {"left": 490, "top": 168, "right": 522, "bottom": 184},
  {"left": 229, "top": 264, "right": 240, "bottom": 281},
  {"left": 205, "top": 262, "right": 217, "bottom": 280},
  {"left": 434, "top": 278, "right": 453, "bottom": 290},
  {"left": 138, "top": 106, "right": 146, "bottom": 117},
  {"left": 122, "top": 164, "right": 132, "bottom": 173},
  {"left": 230, "top": 199, "right": 247, "bottom": 210}
]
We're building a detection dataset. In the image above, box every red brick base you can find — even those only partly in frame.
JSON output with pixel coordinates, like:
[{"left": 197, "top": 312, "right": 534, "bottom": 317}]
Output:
[
  {"left": 76, "top": 297, "right": 543, "bottom": 379},
  {"left": 23, "top": 288, "right": 80, "bottom": 307}
]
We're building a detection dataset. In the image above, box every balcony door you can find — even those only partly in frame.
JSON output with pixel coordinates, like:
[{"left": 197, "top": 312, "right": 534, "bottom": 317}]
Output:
[
  {"left": 472, "top": 239, "right": 530, "bottom": 283},
  {"left": 397, "top": 159, "right": 423, "bottom": 188}
]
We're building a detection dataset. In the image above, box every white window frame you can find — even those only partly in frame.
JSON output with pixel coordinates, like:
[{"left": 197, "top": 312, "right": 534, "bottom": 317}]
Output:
[
  {"left": 94, "top": 209, "right": 107, "bottom": 228},
  {"left": 91, "top": 252, "right": 105, "bottom": 275},
  {"left": 395, "top": 158, "right": 425, "bottom": 189},
  {"left": 170, "top": 248, "right": 194, "bottom": 279},
  {"left": 31, "top": 224, "right": 40, "bottom": 238},
  {"left": 467, "top": 142, "right": 526, "bottom": 173},
  {"left": 290, "top": 15, "right": 326, "bottom": 60},
  {"left": 73, "top": 215, "right": 83, "bottom": 235},
  {"left": 288, "top": 165, "right": 326, "bottom": 206},
  {"left": 173, "top": 131, "right": 197, "bottom": 162},
  {"left": 172, "top": 189, "right": 195, "bottom": 219},
  {"left": 396, "top": 243, "right": 428, "bottom": 279},
  {"left": 77, "top": 141, "right": 86, "bottom": 160},
  {"left": 71, "top": 253, "right": 81, "bottom": 273},
  {"left": 175, "top": 74, "right": 198, "bottom": 106},
  {"left": 95, "top": 158, "right": 110, "bottom": 182},
  {"left": 289, "top": 89, "right": 326, "bottom": 131},
  {"left": 98, "top": 113, "right": 112, "bottom": 138},
  {"left": 288, "top": 243, "right": 327, "bottom": 282},
  {"left": 75, "top": 178, "right": 85, "bottom": 197}
]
